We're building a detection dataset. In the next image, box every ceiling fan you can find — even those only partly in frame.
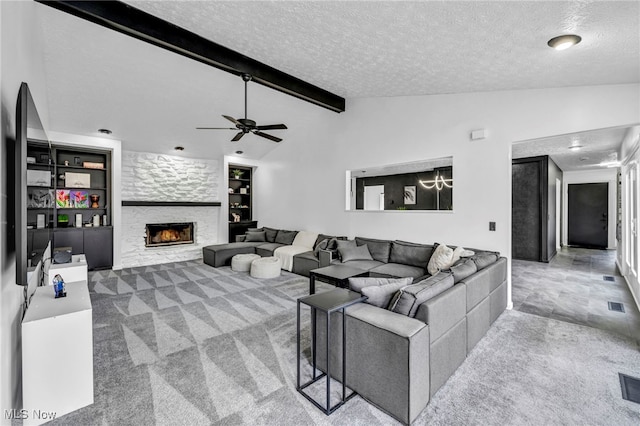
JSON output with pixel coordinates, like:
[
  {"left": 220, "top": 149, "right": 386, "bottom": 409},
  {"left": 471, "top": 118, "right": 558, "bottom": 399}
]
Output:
[{"left": 197, "top": 73, "right": 287, "bottom": 142}]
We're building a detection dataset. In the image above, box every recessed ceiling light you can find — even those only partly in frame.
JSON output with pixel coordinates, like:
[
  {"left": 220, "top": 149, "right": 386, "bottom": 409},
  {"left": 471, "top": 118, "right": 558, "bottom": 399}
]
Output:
[
  {"left": 235, "top": 150, "right": 243, "bottom": 155},
  {"left": 98, "top": 128, "right": 112, "bottom": 134},
  {"left": 548, "top": 34, "right": 582, "bottom": 51},
  {"left": 568, "top": 145, "right": 583, "bottom": 150},
  {"left": 174, "top": 146, "right": 184, "bottom": 151}
]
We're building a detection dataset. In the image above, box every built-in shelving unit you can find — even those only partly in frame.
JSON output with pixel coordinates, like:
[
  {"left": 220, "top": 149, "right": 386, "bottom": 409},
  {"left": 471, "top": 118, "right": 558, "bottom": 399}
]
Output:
[
  {"left": 26, "top": 142, "right": 113, "bottom": 270},
  {"left": 228, "top": 165, "right": 257, "bottom": 242}
]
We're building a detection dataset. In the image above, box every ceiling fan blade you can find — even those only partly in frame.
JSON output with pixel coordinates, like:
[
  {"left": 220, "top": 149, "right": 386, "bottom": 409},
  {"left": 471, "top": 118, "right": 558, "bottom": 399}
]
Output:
[
  {"left": 196, "top": 127, "right": 236, "bottom": 130},
  {"left": 223, "top": 115, "right": 241, "bottom": 126},
  {"left": 253, "top": 131, "right": 282, "bottom": 143},
  {"left": 256, "top": 123, "right": 288, "bottom": 131},
  {"left": 231, "top": 131, "right": 245, "bottom": 142}
]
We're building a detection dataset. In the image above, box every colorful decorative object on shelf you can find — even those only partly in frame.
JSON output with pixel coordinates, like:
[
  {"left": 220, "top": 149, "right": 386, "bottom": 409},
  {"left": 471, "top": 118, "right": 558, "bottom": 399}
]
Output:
[
  {"left": 57, "top": 214, "right": 69, "bottom": 228},
  {"left": 231, "top": 169, "right": 244, "bottom": 179},
  {"left": 83, "top": 162, "right": 104, "bottom": 169},
  {"left": 90, "top": 194, "right": 100, "bottom": 208},
  {"left": 52, "top": 274, "right": 66, "bottom": 298},
  {"left": 72, "top": 191, "right": 89, "bottom": 208},
  {"left": 56, "top": 190, "right": 70, "bottom": 208}
]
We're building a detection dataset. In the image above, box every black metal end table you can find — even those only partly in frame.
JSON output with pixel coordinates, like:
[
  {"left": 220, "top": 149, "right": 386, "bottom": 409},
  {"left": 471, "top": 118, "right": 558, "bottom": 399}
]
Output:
[
  {"left": 296, "top": 288, "right": 367, "bottom": 415},
  {"left": 309, "top": 264, "right": 369, "bottom": 294}
]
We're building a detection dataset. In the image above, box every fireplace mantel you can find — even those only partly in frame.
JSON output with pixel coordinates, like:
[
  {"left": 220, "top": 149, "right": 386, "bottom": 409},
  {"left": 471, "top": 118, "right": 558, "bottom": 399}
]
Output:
[{"left": 122, "top": 201, "right": 221, "bottom": 207}]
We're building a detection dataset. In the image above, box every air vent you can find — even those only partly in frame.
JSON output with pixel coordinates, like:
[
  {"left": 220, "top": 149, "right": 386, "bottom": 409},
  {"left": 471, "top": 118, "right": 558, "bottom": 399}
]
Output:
[
  {"left": 619, "top": 373, "right": 640, "bottom": 404},
  {"left": 603, "top": 275, "right": 615, "bottom": 282},
  {"left": 608, "top": 302, "right": 625, "bottom": 313}
]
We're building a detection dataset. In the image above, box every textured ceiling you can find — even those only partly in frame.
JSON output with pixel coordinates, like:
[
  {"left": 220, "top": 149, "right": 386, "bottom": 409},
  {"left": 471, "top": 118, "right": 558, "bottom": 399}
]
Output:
[
  {"left": 34, "top": 1, "right": 640, "bottom": 160},
  {"left": 512, "top": 126, "right": 632, "bottom": 171},
  {"left": 127, "top": 0, "right": 639, "bottom": 98}
]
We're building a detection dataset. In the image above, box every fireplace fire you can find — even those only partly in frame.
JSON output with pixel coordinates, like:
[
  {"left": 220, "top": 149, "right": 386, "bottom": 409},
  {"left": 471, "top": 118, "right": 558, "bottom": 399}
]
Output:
[{"left": 145, "top": 222, "right": 194, "bottom": 247}]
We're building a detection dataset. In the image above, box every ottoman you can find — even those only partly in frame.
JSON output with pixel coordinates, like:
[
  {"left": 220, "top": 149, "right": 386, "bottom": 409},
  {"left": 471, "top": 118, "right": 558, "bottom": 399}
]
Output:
[
  {"left": 231, "top": 254, "right": 261, "bottom": 272},
  {"left": 250, "top": 257, "right": 282, "bottom": 279}
]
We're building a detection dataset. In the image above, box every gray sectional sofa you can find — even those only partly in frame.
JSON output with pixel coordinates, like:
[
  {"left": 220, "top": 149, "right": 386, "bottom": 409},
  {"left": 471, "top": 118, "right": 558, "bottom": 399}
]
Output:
[
  {"left": 202, "top": 227, "right": 508, "bottom": 424},
  {"left": 316, "top": 257, "right": 508, "bottom": 424}
]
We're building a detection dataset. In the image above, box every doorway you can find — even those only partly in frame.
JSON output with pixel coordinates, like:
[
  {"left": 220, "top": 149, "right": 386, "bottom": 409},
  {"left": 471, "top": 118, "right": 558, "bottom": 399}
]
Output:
[
  {"left": 568, "top": 183, "right": 608, "bottom": 249},
  {"left": 363, "top": 185, "right": 384, "bottom": 210}
]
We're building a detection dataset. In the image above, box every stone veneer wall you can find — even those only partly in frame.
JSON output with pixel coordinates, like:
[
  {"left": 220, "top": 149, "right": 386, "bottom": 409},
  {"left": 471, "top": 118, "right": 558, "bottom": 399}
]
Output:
[{"left": 121, "top": 151, "right": 221, "bottom": 268}]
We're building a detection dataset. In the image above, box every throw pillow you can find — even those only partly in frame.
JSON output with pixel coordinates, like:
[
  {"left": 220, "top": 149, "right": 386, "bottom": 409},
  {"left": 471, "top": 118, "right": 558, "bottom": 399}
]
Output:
[
  {"left": 348, "top": 276, "right": 413, "bottom": 294},
  {"left": 274, "top": 229, "right": 298, "bottom": 245},
  {"left": 263, "top": 227, "right": 279, "bottom": 243},
  {"left": 335, "top": 239, "right": 356, "bottom": 260},
  {"left": 388, "top": 272, "right": 455, "bottom": 317},
  {"left": 313, "top": 238, "right": 338, "bottom": 256},
  {"left": 248, "top": 227, "right": 264, "bottom": 232},
  {"left": 314, "top": 234, "right": 335, "bottom": 249},
  {"left": 361, "top": 279, "right": 414, "bottom": 309},
  {"left": 427, "top": 244, "right": 454, "bottom": 275},
  {"left": 244, "top": 230, "right": 266, "bottom": 242},
  {"left": 355, "top": 237, "right": 392, "bottom": 263},
  {"left": 338, "top": 244, "right": 374, "bottom": 262},
  {"left": 471, "top": 251, "right": 500, "bottom": 270},
  {"left": 448, "top": 258, "right": 478, "bottom": 283}
]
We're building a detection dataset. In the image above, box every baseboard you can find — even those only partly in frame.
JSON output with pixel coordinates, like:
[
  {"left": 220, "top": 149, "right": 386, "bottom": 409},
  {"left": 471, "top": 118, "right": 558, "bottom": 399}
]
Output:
[{"left": 616, "top": 258, "right": 640, "bottom": 313}]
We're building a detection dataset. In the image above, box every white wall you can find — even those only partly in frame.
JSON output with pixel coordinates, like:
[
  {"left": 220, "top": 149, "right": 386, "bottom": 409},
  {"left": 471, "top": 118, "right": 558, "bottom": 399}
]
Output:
[
  {"left": 0, "top": 1, "right": 50, "bottom": 416},
  {"left": 561, "top": 169, "right": 618, "bottom": 249},
  {"left": 618, "top": 126, "right": 640, "bottom": 308},
  {"left": 255, "top": 84, "right": 640, "bottom": 309}
]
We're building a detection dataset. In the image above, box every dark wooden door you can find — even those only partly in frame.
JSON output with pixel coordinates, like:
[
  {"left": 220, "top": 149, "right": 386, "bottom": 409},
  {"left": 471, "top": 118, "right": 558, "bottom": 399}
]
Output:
[
  {"left": 512, "top": 161, "right": 542, "bottom": 261},
  {"left": 568, "top": 183, "right": 608, "bottom": 249}
]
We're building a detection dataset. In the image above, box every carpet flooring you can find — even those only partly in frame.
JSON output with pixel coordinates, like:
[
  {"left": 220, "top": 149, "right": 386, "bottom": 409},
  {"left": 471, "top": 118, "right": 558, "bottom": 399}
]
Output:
[{"left": 42, "top": 259, "right": 640, "bottom": 425}]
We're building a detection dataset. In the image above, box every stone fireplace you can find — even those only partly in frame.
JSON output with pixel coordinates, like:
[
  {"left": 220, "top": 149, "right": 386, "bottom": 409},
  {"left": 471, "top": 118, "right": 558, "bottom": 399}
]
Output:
[{"left": 145, "top": 222, "right": 194, "bottom": 247}]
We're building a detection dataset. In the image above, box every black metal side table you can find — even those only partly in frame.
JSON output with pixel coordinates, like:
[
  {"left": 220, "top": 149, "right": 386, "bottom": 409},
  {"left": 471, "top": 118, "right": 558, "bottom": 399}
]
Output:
[
  {"left": 296, "top": 288, "right": 367, "bottom": 415},
  {"left": 309, "top": 264, "right": 369, "bottom": 294}
]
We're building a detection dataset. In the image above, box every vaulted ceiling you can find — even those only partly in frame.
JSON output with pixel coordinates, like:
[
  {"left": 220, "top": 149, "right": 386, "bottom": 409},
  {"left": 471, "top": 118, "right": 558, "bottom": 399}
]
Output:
[{"left": 35, "top": 1, "right": 639, "bottom": 162}]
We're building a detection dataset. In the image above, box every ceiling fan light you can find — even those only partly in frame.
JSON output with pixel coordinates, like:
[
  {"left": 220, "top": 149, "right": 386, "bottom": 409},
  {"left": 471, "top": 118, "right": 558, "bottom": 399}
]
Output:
[{"left": 547, "top": 34, "right": 582, "bottom": 50}]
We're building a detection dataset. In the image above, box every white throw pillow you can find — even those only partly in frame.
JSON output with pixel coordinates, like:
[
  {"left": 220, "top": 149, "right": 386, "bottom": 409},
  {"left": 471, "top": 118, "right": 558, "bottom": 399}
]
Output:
[{"left": 427, "top": 244, "right": 454, "bottom": 275}]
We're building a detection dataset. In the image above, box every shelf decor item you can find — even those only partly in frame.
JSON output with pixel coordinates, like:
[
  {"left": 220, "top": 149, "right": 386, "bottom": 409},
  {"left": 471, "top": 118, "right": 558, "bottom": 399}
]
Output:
[
  {"left": 52, "top": 274, "right": 66, "bottom": 299},
  {"left": 57, "top": 214, "right": 69, "bottom": 228},
  {"left": 83, "top": 162, "right": 104, "bottom": 169},
  {"left": 240, "top": 188, "right": 247, "bottom": 194},
  {"left": 56, "top": 190, "right": 70, "bottom": 208},
  {"left": 27, "top": 169, "right": 51, "bottom": 187},
  {"left": 72, "top": 191, "right": 89, "bottom": 208},
  {"left": 65, "top": 172, "right": 90, "bottom": 188},
  {"left": 75, "top": 213, "right": 83, "bottom": 228},
  {"left": 232, "top": 169, "right": 244, "bottom": 179},
  {"left": 90, "top": 194, "right": 100, "bottom": 208}
]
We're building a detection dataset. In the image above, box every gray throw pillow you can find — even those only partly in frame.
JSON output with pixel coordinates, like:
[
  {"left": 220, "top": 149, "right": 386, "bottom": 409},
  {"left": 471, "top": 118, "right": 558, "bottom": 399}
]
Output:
[
  {"left": 248, "top": 227, "right": 264, "bottom": 232},
  {"left": 336, "top": 239, "right": 356, "bottom": 260},
  {"left": 263, "top": 227, "right": 279, "bottom": 243},
  {"left": 339, "top": 244, "right": 373, "bottom": 262},
  {"left": 245, "top": 230, "right": 266, "bottom": 242},
  {"left": 313, "top": 237, "right": 338, "bottom": 256},
  {"left": 348, "top": 276, "right": 413, "bottom": 294},
  {"left": 274, "top": 229, "right": 298, "bottom": 245},
  {"left": 355, "top": 237, "right": 392, "bottom": 263},
  {"left": 361, "top": 279, "right": 414, "bottom": 308},
  {"left": 447, "top": 258, "right": 477, "bottom": 283},
  {"left": 388, "top": 272, "right": 455, "bottom": 317},
  {"left": 471, "top": 251, "right": 500, "bottom": 270}
]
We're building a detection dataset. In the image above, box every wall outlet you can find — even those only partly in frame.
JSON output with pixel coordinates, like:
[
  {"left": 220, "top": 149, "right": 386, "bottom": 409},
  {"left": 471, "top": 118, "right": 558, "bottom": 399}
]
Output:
[{"left": 489, "top": 221, "right": 496, "bottom": 231}]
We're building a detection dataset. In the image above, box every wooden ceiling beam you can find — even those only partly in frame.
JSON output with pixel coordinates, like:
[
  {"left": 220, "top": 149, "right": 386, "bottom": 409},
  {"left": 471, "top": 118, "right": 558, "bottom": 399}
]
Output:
[{"left": 36, "top": 0, "right": 346, "bottom": 113}]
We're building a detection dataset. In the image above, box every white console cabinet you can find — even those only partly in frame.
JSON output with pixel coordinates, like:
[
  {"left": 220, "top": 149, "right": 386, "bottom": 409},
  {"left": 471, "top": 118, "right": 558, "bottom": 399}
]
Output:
[
  {"left": 22, "top": 281, "right": 93, "bottom": 425},
  {"left": 46, "top": 254, "right": 87, "bottom": 285}
]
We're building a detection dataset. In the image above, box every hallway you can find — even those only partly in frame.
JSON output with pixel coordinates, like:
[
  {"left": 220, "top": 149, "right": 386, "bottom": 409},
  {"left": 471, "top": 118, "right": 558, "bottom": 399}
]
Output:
[{"left": 512, "top": 247, "right": 640, "bottom": 344}]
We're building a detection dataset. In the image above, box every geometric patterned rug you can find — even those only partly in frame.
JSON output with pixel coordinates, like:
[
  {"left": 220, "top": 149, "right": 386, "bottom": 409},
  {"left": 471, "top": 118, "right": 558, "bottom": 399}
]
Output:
[{"left": 46, "top": 260, "right": 396, "bottom": 425}]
